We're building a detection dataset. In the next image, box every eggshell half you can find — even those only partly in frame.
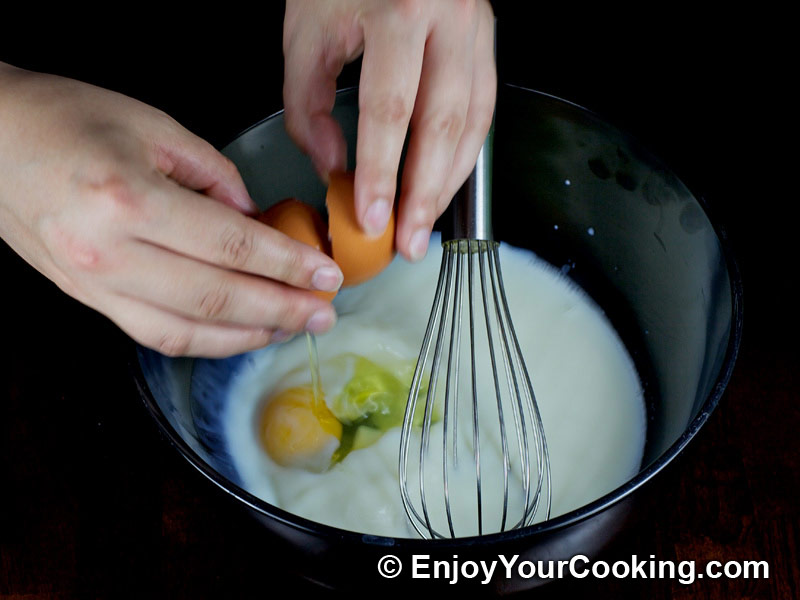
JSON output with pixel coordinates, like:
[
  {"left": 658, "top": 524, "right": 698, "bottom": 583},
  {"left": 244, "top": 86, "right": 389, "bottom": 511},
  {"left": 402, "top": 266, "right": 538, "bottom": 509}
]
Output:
[
  {"left": 257, "top": 198, "right": 337, "bottom": 302},
  {"left": 326, "top": 171, "right": 396, "bottom": 286}
]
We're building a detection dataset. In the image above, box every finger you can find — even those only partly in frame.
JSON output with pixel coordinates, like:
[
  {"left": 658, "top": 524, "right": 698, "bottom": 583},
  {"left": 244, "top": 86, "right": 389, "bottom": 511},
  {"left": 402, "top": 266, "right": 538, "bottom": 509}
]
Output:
[
  {"left": 354, "top": 12, "right": 427, "bottom": 235},
  {"left": 440, "top": 1, "right": 497, "bottom": 204},
  {"left": 149, "top": 116, "right": 258, "bottom": 215},
  {"left": 395, "top": 6, "right": 478, "bottom": 261},
  {"left": 105, "top": 294, "right": 279, "bottom": 358},
  {"left": 282, "top": 13, "right": 349, "bottom": 179},
  {"left": 106, "top": 240, "right": 337, "bottom": 334},
  {"left": 135, "top": 179, "right": 343, "bottom": 293}
]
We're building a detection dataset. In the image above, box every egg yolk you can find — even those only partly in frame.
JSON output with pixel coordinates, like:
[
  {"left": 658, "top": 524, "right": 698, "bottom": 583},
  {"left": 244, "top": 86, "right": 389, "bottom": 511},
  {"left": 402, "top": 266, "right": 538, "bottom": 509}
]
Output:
[
  {"left": 259, "top": 386, "right": 342, "bottom": 472},
  {"left": 259, "top": 355, "right": 441, "bottom": 472}
]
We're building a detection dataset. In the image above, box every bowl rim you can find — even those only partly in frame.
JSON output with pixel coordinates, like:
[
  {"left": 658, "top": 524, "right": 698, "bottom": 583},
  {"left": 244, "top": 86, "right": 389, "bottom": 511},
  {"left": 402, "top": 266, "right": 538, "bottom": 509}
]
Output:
[{"left": 129, "top": 83, "right": 743, "bottom": 548}]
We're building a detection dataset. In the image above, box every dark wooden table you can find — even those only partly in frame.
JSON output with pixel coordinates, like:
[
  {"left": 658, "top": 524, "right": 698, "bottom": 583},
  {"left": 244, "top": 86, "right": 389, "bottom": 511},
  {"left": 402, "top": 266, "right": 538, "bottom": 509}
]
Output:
[{"left": 1, "top": 8, "right": 795, "bottom": 599}]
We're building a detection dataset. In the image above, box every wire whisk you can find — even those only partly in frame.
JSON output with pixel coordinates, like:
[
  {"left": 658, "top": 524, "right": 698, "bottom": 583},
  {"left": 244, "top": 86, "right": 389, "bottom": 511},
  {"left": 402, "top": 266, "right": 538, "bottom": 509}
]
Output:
[{"left": 398, "top": 128, "right": 551, "bottom": 539}]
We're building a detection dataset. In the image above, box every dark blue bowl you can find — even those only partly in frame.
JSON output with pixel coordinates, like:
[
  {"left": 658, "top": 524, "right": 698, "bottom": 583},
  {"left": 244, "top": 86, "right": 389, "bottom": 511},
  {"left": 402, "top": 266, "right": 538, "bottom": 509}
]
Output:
[{"left": 131, "top": 85, "right": 741, "bottom": 593}]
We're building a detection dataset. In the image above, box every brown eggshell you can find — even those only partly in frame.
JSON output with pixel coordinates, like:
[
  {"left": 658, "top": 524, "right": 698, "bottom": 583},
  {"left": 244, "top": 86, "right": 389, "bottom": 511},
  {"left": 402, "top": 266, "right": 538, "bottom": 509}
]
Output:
[
  {"left": 257, "top": 198, "right": 337, "bottom": 302},
  {"left": 326, "top": 172, "right": 396, "bottom": 287}
]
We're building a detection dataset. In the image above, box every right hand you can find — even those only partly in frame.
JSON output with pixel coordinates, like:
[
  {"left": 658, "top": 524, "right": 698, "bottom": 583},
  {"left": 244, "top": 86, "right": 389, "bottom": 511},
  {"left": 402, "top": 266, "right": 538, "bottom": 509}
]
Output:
[
  {"left": 282, "top": 0, "right": 497, "bottom": 262},
  {"left": 0, "top": 63, "right": 343, "bottom": 358}
]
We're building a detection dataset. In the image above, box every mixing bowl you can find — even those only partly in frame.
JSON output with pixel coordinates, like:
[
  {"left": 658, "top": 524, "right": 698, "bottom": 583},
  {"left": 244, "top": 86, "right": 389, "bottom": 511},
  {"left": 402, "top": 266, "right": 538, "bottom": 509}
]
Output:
[{"left": 132, "top": 85, "right": 741, "bottom": 593}]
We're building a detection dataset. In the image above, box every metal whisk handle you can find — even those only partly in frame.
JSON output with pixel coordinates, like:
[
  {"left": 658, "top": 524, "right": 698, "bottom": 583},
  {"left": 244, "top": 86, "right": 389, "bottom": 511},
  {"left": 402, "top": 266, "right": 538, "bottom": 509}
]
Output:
[{"left": 445, "top": 124, "right": 494, "bottom": 242}]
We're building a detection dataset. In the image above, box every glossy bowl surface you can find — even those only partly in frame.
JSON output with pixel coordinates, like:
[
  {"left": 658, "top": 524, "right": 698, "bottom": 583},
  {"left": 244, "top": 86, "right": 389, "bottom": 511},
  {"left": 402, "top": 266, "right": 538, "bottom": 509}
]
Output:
[{"left": 132, "top": 85, "right": 741, "bottom": 592}]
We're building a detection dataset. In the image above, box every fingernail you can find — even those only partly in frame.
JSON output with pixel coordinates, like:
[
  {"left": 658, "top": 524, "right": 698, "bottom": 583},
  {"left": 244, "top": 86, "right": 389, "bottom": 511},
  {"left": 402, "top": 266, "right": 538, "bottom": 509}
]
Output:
[
  {"left": 364, "top": 198, "right": 392, "bottom": 235},
  {"left": 409, "top": 228, "right": 430, "bottom": 262},
  {"left": 311, "top": 266, "right": 343, "bottom": 292},
  {"left": 271, "top": 329, "right": 294, "bottom": 344},
  {"left": 305, "top": 309, "right": 336, "bottom": 334}
]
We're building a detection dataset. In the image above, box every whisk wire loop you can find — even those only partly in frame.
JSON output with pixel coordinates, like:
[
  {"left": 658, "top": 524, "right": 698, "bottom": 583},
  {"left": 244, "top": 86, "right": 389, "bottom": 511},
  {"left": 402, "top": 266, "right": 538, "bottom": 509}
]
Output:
[
  {"left": 493, "top": 246, "right": 552, "bottom": 523},
  {"left": 399, "top": 239, "right": 551, "bottom": 539}
]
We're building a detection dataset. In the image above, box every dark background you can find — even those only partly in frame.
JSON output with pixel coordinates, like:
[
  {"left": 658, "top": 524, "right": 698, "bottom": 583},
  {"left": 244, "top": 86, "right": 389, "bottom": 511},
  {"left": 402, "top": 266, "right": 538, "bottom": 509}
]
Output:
[{"left": 1, "top": 4, "right": 795, "bottom": 599}]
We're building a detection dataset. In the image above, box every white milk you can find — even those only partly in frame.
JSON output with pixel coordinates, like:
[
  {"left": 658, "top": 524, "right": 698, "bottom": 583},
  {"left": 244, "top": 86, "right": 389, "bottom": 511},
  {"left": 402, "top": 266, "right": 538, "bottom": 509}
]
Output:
[{"left": 224, "top": 235, "right": 646, "bottom": 538}]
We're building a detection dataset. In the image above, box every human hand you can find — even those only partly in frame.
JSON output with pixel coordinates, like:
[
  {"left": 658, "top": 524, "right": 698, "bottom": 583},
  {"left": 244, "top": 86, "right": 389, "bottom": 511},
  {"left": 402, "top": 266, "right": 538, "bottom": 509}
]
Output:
[
  {"left": 0, "top": 63, "right": 342, "bottom": 357},
  {"left": 283, "top": 0, "right": 496, "bottom": 262}
]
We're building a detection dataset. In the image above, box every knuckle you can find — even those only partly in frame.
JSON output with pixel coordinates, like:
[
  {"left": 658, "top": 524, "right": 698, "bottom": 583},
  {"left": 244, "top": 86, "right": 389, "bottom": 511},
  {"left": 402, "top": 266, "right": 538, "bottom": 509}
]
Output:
[
  {"left": 271, "top": 240, "right": 309, "bottom": 285},
  {"left": 219, "top": 222, "right": 254, "bottom": 269},
  {"left": 221, "top": 155, "right": 240, "bottom": 179},
  {"left": 40, "top": 219, "right": 106, "bottom": 272},
  {"left": 83, "top": 171, "right": 148, "bottom": 222},
  {"left": 66, "top": 240, "right": 103, "bottom": 271},
  {"left": 393, "top": 0, "right": 423, "bottom": 19},
  {"left": 196, "top": 283, "right": 233, "bottom": 320},
  {"left": 155, "top": 330, "right": 193, "bottom": 357},
  {"left": 452, "top": 0, "right": 478, "bottom": 21},
  {"left": 272, "top": 293, "right": 310, "bottom": 331},
  {"left": 285, "top": 249, "right": 309, "bottom": 283},
  {"left": 406, "top": 195, "right": 438, "bottom": 225},
  {"left": 216, "top": 153, "right": 244, "bottom": 188},
  {"left": 426, "top": 110, "right": 467, "bottom": 142},
  {"left": 466, "top": 98, "right": 496, "bottom": 141},
  {"left": 362, "top": 93, "right": 412, "bottom": 128},
  {"left": 474, "top": 105, "right": 495, "bottom": 138},
  {"left": 104, "top": 178, "right": 139, "bottom": 211},
  {"left": 149, "top": 107, "right": 181, "bottom": 132},
  {"left": 283, "top": 110, "right": 304, "bottom": 143}
]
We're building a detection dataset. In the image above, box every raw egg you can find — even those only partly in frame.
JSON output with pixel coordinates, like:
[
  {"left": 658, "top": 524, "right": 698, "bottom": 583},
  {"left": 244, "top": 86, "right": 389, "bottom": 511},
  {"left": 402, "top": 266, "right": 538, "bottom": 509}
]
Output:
[
  {"left": 255, "top": 172, "right": 398, "bottom": 473},
  {"left": 259, "top": 385, "right": 342, "bottom": 473},
  {"left": 258, "top": 353, "right": 433, "bottom": 473}
]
